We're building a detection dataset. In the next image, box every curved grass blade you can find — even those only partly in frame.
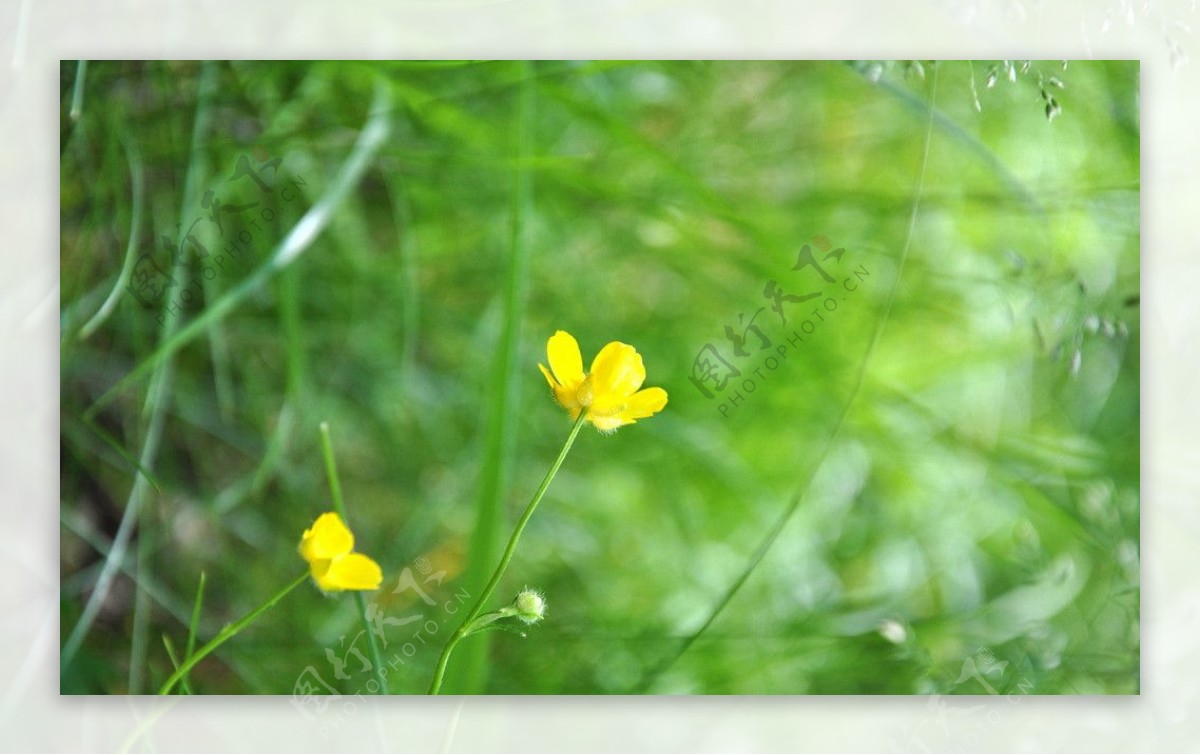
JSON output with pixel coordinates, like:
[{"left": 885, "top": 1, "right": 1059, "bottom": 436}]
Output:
[
  {"left": 865, "top": 65, "right": 1044, "bottom": 219},
  {"left": 632, "top": 66, "right": 942, "bottom": 693},
  {"left": 84, "top": 82, "right": 394, "bottom": 421},
  {"left": 78, "top": 132, "right": 144, "bottom": 340},
  {"left": 61, "top": 62, "right": 221, "bottom": 676}
]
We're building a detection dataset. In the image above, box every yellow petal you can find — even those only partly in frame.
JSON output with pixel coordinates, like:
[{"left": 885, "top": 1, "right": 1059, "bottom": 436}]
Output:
[
  {"left": 547, "top": 331, "right": 584, "bottom": 388},
  {"left": 618, "top": 386, "right": 669, "bottom": 421},
  {"left": 541, "top": 361, "right": 585, "bottom": 415},
  {"left": 588, "top": 341, "right": 645, "bottom": 409},
  {"left": 307, "top": 558, "right": 332, "bottom": 582},
  {"left": 314, "top": 553, "right": 383, "bottom": 592},
  {"left": 298, "top": 512, "right": 354, "bottom": 563}
]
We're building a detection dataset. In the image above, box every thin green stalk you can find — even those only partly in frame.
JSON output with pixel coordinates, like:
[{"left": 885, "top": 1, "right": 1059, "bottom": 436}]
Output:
[
  {"left": 69, "top": 60, "right": 87, "bottom": 122},
  {"left": 319, "top": 422, "right": 347, "bottom": 518},
  {"left": 61, "top": 62, "right": 219, "bottom": 676},
  {"left": 158, "top": 572, "right": 308, "bottom": 695},
  {"left": 75, "top": 416, "right": 164, "bottom": 493},
  {"left": 319, "top": 422, "right": 389, "bottom": 695},
  {"left": 128, "top": 501, "right": 153, "bottom": 693},
  {"left": 212, "top": 267, "right": 304, "bottom": 514},
  {"left": 455, "top": 60, "right": 536, "bottom": 693},
  {"left": 183, "top": 571, "right": 207, "bottom": 692},
  {"left": 428, "top": 410, "right": 588, "bottom": 695},
  {"left": 59, "top": 511, "right": 186, "bottom": 622},
  {"left": 202, "top": 271, "right": 237, "bottom": 422},
  {"left": 79, "top": 132, "right": 144, "bottom": 340},
  {"left": 382, "top": 173, "right": 420, "bottom": 393},
  {"left": 160, "top": 635, "right": 193, "bottom": 695}
]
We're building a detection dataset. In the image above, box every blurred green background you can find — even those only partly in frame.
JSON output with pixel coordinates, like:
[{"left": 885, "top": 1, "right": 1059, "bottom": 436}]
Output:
[{"left": 59, "top": 60, "right": 1139, "bottom": 695}]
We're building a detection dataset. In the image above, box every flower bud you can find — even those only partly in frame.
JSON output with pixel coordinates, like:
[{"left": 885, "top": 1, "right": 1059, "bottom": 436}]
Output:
[
  {"left": 514, "top": 589, "right": 546, "bottom": 625},
  {"left": 878, "top": 619, "right": 908, "bottom": 645}
]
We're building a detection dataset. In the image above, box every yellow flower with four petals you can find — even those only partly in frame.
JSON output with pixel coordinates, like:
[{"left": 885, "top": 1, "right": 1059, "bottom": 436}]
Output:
[
  {"left": 298, "top": 512, "right": 383, "bottom": 592},
  {"left": 538, "top": 330, "right": 668, "bottom": 432}
]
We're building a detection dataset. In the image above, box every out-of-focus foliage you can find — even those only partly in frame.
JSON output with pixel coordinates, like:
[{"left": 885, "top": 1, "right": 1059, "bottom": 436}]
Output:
[{"left": 60, "top": 60, "right": 1139, "bottom": 694}]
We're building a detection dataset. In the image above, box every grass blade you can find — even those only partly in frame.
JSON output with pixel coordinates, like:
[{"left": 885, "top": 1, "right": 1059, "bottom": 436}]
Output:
[
  {"left": 61, "top": 61, "right": 220, "bottom": 677},
  {"left": 452, "top": 61, "right": 536, "bottom": 695},
  {"left": 633, "top": 66, "right": 942, "bottom": 692},
  {"left": 84, "top": 82, "right": 394, "bottom": 420},
  {"left": 182, "top": 571, "right": 207, "bottom": 693},
  {"left": 319, "top": 422, "right": 389, "bottom": 695},
  {"left": 78, "top": 132, "right": 144, "bottom": 340},
  {"left": 160, "top": 636, "right": 193, "bottom": 695},
  {"left": 69, "top": 59, "right": 87, "bottom": 121}
]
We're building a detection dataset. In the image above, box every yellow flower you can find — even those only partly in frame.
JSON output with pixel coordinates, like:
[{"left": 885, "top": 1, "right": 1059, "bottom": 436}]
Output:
[
  {"left": 298, "top": 512, "right": 383, "bottom": 592},
  {"left": 538, "top": 330, "right": 669, "bottom": 432}
]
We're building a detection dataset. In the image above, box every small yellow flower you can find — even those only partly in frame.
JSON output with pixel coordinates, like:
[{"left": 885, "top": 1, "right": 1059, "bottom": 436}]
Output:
[
  {"left": 538, "top": 330, "right": 668, "bottom": 432},
  {"left": 298, "top": 512, "right": 383, "bottom": 592}
]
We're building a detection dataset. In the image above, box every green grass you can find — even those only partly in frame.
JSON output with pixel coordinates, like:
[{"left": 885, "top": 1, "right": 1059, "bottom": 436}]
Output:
[
  {"left": 449, "top": 61, "right": 538, "bottom": 695},
  {"left": 59, "top": 60, "right": 1139, "bottom": 694}
]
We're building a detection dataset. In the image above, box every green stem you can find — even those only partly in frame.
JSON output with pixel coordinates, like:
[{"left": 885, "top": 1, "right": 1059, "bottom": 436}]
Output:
[
  {"left": 160, "top": 635, "right": 192, "bottom": 695},
  {"left": 182, "top": 571, "right": 207, "bottom": 693},
  {"left": 158, "top": 572, "right": 307, "bottom": 695},
  {"left": 319, "top": 421, "right": 389, "bottom": 695},
  {"left": 456, "top": 62, "right": 536, "bottom": 693},
  {"left": 69, "top": 59, "right": 87, "bottom": 122},
  {"left": 428, "top": 411, "right": 588, "bottom": 695},
  {"left": 319, "top": 422, "right": 347, "bottom": 519}
]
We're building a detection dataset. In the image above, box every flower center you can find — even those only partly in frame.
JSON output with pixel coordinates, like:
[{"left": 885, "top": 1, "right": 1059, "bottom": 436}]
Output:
[{"left": 576, "top": 375, "right": 595, "bottom": 407}]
